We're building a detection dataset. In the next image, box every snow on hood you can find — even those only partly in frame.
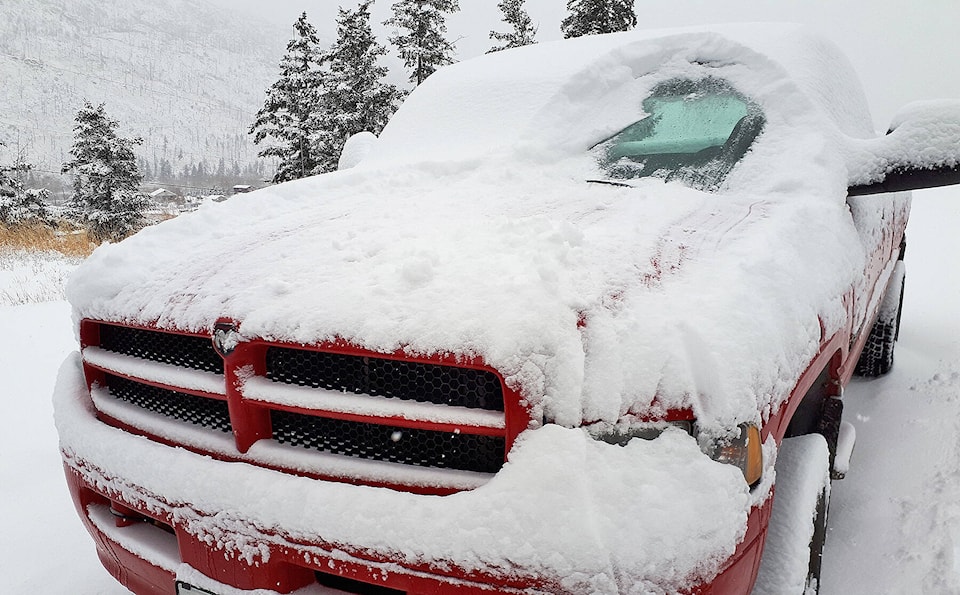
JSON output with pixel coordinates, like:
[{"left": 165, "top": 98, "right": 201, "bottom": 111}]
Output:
[{"left": 69, "top": 25, "right": 873, "bottom": 431}]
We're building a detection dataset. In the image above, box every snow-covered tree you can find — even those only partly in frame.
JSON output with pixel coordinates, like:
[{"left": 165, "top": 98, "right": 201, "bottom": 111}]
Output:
[
  {"left": 488, "top": 0, "right": 537, "bottom": 53},
  {"left": 561, "top": 0, "right": 637, "bottom": 39},
  {"left": 385, "top": 0, "right": 460, "bottom": 86},
  {"left": 314, "top": 1, "right": 402, "bottom": 173},
  {"left": 61, "top": 102, "right": 147, "bottom": 242},
  {"left": 0, "top": 144, "right": 51, "bottom": 226},
  {"left": 249, "top": 12, "right": 326, "bottom": 183}
]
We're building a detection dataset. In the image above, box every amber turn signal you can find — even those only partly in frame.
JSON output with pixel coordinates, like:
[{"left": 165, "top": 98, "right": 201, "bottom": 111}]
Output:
[{"left": 712, "top": 423, "right": 763, "bottom": 486}]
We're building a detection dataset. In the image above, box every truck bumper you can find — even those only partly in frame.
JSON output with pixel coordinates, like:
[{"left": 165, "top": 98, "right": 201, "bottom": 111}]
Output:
[
  {"left": 64, "top": 463, "right": 772, "bottom": 595},
  {"left": 57, "top": 352, "right": 771, "bottom": 594}
]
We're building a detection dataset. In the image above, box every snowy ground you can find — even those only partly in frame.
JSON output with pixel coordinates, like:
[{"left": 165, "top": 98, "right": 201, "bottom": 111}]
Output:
[
  {"left": 822, "top": 186, "right": 960, "bottom": 593},
  {"left": 0, "top": 187, "right": 957, "bottom": 594}
]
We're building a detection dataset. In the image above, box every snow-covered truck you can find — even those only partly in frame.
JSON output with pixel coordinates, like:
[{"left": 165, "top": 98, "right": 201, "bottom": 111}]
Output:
[{"left": 54, "top": 25, "right": 960, "bottom": 595}]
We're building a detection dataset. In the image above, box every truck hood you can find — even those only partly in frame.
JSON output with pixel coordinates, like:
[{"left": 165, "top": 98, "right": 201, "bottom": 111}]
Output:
[{"left": 68, "top": 159, "right": 863, "bottom": 430}]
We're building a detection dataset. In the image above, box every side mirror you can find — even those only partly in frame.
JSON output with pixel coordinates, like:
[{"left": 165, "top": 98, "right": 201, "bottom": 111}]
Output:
[
  {"left": 847, "top": 100, "right": 960, "bottom": 196},
  {"left": 338, "top": 131, "right": 378, "bottom": 171}
]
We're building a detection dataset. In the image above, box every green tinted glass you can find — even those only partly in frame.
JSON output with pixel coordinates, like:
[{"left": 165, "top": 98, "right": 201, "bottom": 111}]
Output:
[{"left": 595, "top": 78, "right": 764, "bottom": 191}]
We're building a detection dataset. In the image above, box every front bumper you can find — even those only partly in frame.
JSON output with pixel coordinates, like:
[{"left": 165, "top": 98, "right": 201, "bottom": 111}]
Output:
[{"left": 56, "top": 352, "right": 770, "bottom": 594}]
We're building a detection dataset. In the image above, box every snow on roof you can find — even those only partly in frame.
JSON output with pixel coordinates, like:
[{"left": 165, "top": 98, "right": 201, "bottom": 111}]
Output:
[{"left": 369, "top": 23, "right": 875, "bottom": 169}]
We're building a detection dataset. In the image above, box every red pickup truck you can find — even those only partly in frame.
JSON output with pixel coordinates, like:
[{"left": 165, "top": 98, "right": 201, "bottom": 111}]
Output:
[{"left": 55, "top": 24, "right": 960, "bottom": 595}]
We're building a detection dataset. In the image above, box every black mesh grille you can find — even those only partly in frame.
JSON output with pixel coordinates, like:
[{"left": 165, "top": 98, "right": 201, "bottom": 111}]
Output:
[
  {"left": 266, "top": 348, "right": 504, "bottom": 411},
  {"left": 99, "top": 324, "right": 222, "bottom": 374},
  {"left": 105, "top": 375, "right": 232, "bottom": 433},
  {"left": 271, "top": 410, "right": 505, "bottom": 474}
]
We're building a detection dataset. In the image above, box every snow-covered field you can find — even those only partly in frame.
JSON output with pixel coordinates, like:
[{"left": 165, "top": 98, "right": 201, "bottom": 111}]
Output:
[{"left": 0, "top": 186, "right": 957, "bottom": 594}]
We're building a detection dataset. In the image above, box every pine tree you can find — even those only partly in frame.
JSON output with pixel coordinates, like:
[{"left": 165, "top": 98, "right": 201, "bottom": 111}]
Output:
[
  {"left": 561, "top": 0, "right": 637, "bottom": 39},
  {"left": 314, "top": 1, "right": 402, "bottom": 173},
  {"left": 488, "top": 0, "right": 537, "bottom": 53},
  {"left": 61, "top": 102, "right": 147, "bottom": 242},
  {"left": 385, "top": 0, "right": 460, "bottom": 86},
  {"left": 249, "top": 12, "right": 326, "bottom": 183},
  {"left": 0, "top": 143, "right": 51, "bottom": 226}
]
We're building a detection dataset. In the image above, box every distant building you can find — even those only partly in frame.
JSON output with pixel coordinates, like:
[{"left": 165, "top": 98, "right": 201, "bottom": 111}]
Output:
[
  {"left": 149, "top": 188, "right": 177, "bottom": 201},
  {"left": 231, "top": 184, "right": 254, "bottom": 194}
]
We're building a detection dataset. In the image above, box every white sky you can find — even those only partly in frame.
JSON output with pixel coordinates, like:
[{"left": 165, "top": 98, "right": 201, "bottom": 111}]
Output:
[{"left": 206, "top": 0, "right": 959, "bottom": 130}]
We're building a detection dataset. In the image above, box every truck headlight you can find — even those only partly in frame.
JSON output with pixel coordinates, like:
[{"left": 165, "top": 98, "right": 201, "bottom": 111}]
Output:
[{"left": 708, "top": 422, "right": 763, "bottom": 486}]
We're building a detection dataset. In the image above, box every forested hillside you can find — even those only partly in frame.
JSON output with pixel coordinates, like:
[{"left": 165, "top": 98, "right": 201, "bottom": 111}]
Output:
[{"left": 0, "top": 0, "right": 289, "bottom": 189}]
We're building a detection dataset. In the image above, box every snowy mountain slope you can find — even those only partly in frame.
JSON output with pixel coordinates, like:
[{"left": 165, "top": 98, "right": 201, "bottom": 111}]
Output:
[{"left": 0, "top": 0, "right": 287, "bottom": 175}]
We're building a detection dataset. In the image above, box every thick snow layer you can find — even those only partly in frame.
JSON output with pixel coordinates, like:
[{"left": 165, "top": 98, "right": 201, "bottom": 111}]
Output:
[
  {"left": 66, "top": 25, "right": 891, "bottom": 433},
  {"left": 753, "top": 434, "right": 831, "bottom": 594},
  {"left": 55, "top": 352, "right": 757, "bottom": 591},
  {"left": 844, "top": 99, "right": 960, "bottom": 186},
  {"left": 337, "top": 131, "right": 378, "bottom": 170},
  {"left": 369, "top": 24, "right": 876, "bottom": 166}
]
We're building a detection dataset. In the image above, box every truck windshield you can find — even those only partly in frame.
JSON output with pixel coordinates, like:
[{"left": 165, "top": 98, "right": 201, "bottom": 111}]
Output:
[{"left": 594, "top": 77, "right": 765, "bottom": 191}]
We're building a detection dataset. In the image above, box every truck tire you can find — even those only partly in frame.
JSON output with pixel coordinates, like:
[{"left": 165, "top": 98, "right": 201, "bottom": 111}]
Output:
[{"left": 855, "top": 261, "right": 905, "bottom": 377}]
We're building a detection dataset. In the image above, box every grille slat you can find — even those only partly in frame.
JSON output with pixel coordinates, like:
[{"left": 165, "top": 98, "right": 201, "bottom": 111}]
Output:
[
  {"left": 99, "top": 324, "right": 222, "bottom": 374},
  {"left": 271, "top": 410, "right": 505, "bottom": 474},
  {"left": 266, "top": 348, "right": 504, "bottom": 411},
  {"left": 106, "top": 375, "right": 232, "bottom": 434}
]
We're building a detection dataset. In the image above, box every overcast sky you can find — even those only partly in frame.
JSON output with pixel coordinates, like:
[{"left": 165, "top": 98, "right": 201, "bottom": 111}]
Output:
[{"left": 206, "top": 0, "right": 959, "bottom": 129}]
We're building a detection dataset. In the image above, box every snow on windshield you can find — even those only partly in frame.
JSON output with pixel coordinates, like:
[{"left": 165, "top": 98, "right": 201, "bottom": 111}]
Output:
[{"left": 592, "top": 76, "right": 765, "bottom": 191}]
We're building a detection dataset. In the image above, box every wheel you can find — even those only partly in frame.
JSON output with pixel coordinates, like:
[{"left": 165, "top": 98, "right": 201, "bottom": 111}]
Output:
[{"left": 855, "top": 260, "right": 905, "bottom": 377}]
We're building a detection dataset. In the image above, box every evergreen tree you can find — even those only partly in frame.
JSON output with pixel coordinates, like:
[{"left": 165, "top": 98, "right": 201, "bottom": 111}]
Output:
[
  {"left": 314, "top": 1, "right": 402, "bottom": 173},
  {"left": 488, "top": 0, "right": 537, "bottom": 53},
  {"left": 561, "top": 0, "right": 637, "bottom": 39},
  {"left": 62, "top": 102, "right": 147, "bottom": 242},
  {"left": 385, "top": 0, "right": 460, "bottom": 86},
  {"left": 249, "top": 12, "right": 326, "bottom": 183},
  {"left": 0, "top": 143, "right": 51, "bottom": 226}
]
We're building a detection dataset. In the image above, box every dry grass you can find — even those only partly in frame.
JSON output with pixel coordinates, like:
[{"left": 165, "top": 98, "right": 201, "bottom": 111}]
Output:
[{"left": 0, "top": 222, "right": 95, "bottom": 257}]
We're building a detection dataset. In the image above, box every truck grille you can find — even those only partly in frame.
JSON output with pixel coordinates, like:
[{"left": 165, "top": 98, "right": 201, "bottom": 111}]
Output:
[
  {"left": 106, "top": 374, "right": 232, "bottom": 433},
  {"left": 84, "top": 322, "right": 510, "bottom": 486},
  {"left": 272, "top": 410, "right": 505, "bottom": 473},
  {"left": 266, "top": 347, "right": 504, "bottom": 411},
  {"left": 99, "top": 324, "right": 222, "bottom": 373}
]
